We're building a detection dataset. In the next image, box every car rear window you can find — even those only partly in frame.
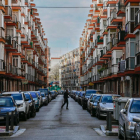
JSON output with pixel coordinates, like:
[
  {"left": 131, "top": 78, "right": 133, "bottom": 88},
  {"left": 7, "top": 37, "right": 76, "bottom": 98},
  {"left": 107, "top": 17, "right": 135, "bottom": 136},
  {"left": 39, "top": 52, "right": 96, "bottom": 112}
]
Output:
[
  {"left": 11, "top": 94, "right": 23, "bottom": 100},
  {"left": 0, "top": 98, "right": 14, "bottom": 107},
  {"left": 101, "top": 96, "right": 113, "bottom": 103},
  {"left": 25, "top": 94, "right": 31, "bottom": 100},
  {"left": 130, "top": 100, "right": 140, "bottom": 113},
  {"left": 86, "top": 90, "right": 96, "bottom": 96},
  {"left": 30, "top": 92, "right": 37, "bottom": 98}
]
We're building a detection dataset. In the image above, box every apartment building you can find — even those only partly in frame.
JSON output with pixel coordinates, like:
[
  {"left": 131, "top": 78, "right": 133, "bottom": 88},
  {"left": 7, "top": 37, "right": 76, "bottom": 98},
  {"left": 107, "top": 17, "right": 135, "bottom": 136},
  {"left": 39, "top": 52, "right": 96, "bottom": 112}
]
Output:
[
  {"left": 80, "top": 0, "right": 140, "bottom": 97},
  {"left": 0, "top": 0, "right": 50, "bottom": 92},
  {"left": 60, "top": 48, "right": 81, "bottom": 90}
]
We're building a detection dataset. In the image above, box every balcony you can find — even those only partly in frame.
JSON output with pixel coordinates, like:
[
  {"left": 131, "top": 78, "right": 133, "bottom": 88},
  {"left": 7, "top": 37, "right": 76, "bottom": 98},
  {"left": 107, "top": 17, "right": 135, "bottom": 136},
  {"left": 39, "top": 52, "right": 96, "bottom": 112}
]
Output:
[
  {"left": 4, "top": 6, "right": 12, "bottom": 21},
  {"left": 6, "top": 63, "right": 12, "bottom": 73},
  {"left": 112, "top": 64, "right": 118, "bottom": 75},
  {"left": 118, "top": 60, "right": 125, "bottom": 73},
  {"left": 107, "top": 68, "right": 112, "bottom": 76},
  {"left": 0, "top": 59, "right": 5, "bottom": 72},
  {"left": 12, "top": 66, "right": 21, "bottom": 76},
  {"left": 97, "top": 35, "right": 103, "bottom": 45},
  {"left": 117, "top": 0, "right": 125, "bottom": 17},
  {"left": 136, "top": 40, "right": 140, "bottom": 55},
  {"left": 0, "top": 0, "right": 5, "bottom": 6},
  {"left": 135, "top": 10, "right": 140, "bottom": 27},
  {"left": 126, "top": 57, "right": 135, "bottom": 70},
  {"left": 0, "top": 28, "right": 5, "bottom": 39},
  {"left": 117, "top": 31, "right": 126, "bottom": 46},
  {"left": 16, "top": 21, "right": 21, "bottom": 30},
  {"left": 107, "top": 42, "right": 112, "bottom": 51},
  {"left": 125, "top": 22, "right": 135, "bottom": 35},
  {"left": 112, "top": 37, "right": 118, "bottom": 47}
]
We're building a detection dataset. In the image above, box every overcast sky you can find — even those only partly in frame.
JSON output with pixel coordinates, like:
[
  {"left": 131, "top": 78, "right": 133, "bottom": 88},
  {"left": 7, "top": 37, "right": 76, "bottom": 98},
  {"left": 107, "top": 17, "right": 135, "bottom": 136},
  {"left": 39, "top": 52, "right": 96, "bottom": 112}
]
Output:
[{"left": 34, "top": 0, "right": 91, "bottom": 57}]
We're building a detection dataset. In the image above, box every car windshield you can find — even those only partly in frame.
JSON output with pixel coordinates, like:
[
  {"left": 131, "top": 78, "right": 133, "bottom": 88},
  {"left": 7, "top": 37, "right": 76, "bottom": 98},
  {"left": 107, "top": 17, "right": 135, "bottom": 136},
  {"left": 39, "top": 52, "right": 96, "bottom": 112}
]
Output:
[
  {"left": 86, "top": 90, "right": 96, "bottom": 96},
  {"left": 0, "top": 98, "right": 14, "bottom": 107},
  {"left": 94, "top": 96, "right": 101, "bottom": 102},
  {"left": 41, "top": 93, "right": 45, "bottom": 97},
  {"left": 11, "top": 94, "right": 23, "bottom": 100},
  {"left": 25, "top": 94, "right": 31, "bottom": 100},
  {"left": 130, "top": 100, "right": 140, "bottom": 113},
  {"left": 101, "top": 96, "right": 113, "bottom": 103},
  {"left": 30, "top": 92, "right": 37, "bottom": 98},
  {"left": 92, "top": 95, "right": 96, "bottom": 100}
]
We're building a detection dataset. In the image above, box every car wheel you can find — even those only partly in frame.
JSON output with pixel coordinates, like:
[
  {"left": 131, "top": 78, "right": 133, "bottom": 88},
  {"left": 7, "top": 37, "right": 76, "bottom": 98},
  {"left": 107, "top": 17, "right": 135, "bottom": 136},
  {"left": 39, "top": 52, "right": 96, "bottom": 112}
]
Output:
[
  {"left": 36, "top": 108, "right": 39, "bottom": 112},
  {"left": 118, "top": 127, "right": 123, "bottom": 139},
  {"left": 124, "top": 127, "right": 127, "bottom": 140},
  {"left": 14, "top": 116, "right": 18, "bottom": 126},
  {"left": 27, "top": 111, "right": 30, "bottom": 119},
  {"left": 23, "top": 113, "right": 27, "bottom": 121},
  {"left": 31, "top": 109, "right": 36, "bottom": 118},
  {"left": 98, "top": 111, "right": 101, "bottom": 119}
]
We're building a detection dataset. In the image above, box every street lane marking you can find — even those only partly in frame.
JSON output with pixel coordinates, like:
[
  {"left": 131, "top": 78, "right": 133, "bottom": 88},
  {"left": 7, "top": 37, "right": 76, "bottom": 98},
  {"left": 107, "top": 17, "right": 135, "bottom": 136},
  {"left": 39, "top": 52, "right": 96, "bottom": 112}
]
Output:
[
  {"left": 94, "top": 128, "right": 106, "bottom": 136},
  {"left": 10, "top": 129, "right": 26, "bottom": 137}
]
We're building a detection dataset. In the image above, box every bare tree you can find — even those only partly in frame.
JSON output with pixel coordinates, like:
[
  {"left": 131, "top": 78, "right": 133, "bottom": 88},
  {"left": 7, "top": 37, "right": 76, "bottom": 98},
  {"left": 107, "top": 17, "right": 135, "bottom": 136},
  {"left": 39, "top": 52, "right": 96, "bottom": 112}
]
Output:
[{"left": 49, "top": 64, "right": 60, "bottom": 81}]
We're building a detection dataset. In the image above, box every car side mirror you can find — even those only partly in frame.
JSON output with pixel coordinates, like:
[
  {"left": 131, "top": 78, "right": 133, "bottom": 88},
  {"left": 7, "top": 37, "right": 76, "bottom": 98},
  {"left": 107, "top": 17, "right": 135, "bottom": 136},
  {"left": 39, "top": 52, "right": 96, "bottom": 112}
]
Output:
[
  {"left": 25, "top": 98, "right": 29, "bottom": 101},
  {"left": 133, "top": 117, "right": 140, "bottom": 122},
  {"left": 121, "top": 109, "right": 127, "bottom": 114}
]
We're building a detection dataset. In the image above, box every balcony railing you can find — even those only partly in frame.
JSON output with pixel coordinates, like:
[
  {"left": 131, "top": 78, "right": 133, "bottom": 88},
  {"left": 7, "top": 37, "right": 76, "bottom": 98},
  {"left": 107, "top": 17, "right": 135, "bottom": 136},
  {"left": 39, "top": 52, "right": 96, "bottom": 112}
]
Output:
[
  {"left": 117, "top": 1, "right": 125, "bottom": 13},
  {"left": 5, "top": 6, "right": 12, "bottom": 17},
  {"left": 0, "top": 28, "right": 5, "bottom": 39},
  {"left": 126, "top": 57, "right": 135, "bottom": 70},
  {"left": 0, "top": 59, "right": 5, "bottom": 71},
  {"left": 136, "top": 40, "right": 140, "bottom": 54},
  {"left": 112, "top": 38, "right": 118, "bottom": 47},
  {"left": 12, "top": 14, "right": 17, "bottom": 23},
  {"left": 118, "top": 31, "right": 125, "bottom": 42},
  {"left": 125, "top": 22, "right": 135, "bottom": 35},
  {"left": 112, "top": 64, "right": 118, "bottom": 75},
  {"left": 135, "top": 10, "right": 140, "bottom": 27},
  {"left": 118, "top": 60, "right": 125, "bottom": 73},
  {"left": 111, "top": 9, "right": 117, "bottom": 21},
  {"left": 0, "top": 0, "right": 5, "bottom": 6},
  {"left": 5, "top": 36, "right": 12, "bottom": 45}
]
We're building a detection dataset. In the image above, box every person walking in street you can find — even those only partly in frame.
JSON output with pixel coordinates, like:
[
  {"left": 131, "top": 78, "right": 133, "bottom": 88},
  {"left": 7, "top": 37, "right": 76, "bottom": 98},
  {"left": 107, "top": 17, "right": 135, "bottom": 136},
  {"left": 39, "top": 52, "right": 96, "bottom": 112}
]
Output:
[{"left": 61, "top": 89, "right": 69, "bottom": 109}]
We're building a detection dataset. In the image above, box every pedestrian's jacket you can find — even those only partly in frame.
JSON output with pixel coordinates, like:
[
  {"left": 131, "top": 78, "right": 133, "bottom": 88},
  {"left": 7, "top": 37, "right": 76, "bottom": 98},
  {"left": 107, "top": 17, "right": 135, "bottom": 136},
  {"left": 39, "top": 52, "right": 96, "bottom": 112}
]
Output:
[{"left": 64, "top": 92, "right": 68, "bottom": 99}]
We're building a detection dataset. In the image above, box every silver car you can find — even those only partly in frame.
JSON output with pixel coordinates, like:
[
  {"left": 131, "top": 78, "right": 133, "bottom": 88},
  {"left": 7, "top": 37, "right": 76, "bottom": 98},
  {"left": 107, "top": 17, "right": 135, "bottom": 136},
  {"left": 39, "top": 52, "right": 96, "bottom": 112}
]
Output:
[
  {"left": 96, "top": 94, "right": 120, "bottom": 119},
  {"left": 118, "top": 98, "right": 140, "bottom": 140}
]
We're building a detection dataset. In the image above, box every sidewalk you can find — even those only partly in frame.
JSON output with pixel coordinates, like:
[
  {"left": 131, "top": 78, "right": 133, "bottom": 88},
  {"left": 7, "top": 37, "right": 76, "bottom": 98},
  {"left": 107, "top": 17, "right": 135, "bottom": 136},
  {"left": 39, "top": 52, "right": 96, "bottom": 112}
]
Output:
[
  {"left": 100, "top": 125, "right": 118, "bottom": 136},
  {"left": 0, "top": 126, "right": 19, "bottom": 136}
]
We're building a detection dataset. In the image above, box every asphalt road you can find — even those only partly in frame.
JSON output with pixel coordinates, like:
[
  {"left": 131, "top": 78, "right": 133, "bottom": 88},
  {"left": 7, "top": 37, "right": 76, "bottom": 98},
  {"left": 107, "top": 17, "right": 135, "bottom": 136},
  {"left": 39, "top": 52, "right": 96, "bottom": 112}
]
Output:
[{"left": 1, "top": 95, "right": 118, "bottom": 140}]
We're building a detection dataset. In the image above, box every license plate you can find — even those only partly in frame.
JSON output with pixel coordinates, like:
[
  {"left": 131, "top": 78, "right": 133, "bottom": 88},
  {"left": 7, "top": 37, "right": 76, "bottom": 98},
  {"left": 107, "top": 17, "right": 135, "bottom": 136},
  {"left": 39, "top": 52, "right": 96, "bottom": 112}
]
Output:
[{"left": 0, "top": 117, "right": 4, "bottom": 120}]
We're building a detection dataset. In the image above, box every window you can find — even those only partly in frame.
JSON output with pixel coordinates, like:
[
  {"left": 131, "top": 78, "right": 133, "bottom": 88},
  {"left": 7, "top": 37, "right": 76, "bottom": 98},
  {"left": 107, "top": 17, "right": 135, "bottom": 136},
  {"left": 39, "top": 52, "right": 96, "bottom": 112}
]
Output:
[
  {"left": 116, "top": 58, "right": 121, "bottom": 64},
  {"left": 130, "top": 42, "right": 135, "bottom": 56},
  {"left": 130, "top": 8, "right": 139, "bottom": 21}
]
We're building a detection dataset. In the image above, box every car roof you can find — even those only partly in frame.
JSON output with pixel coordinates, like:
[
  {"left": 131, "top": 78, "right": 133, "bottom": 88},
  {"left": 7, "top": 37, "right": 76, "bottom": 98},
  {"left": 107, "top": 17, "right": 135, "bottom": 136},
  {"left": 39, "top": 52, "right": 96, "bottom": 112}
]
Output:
[
  {"left": 101, "top": 94, "right": 121, "bottom": 96},
  {"left": 86, "top": 89, "right": 96, "bottom": 91},
  {"left": 0, "top": 96, "right": 13, "bottom": 98},
  {"left": 2, "top": 92, "right": 23, "bottom": 94}
]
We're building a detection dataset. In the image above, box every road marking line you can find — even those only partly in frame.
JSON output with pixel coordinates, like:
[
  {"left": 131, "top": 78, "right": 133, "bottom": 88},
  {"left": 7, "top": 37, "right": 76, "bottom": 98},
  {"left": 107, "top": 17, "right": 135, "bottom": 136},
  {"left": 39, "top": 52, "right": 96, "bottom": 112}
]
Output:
[
  {"left": 10, "top": 129, "right": 26, "bottom": 137},
  {"left": 94, "top": 128, "right": 106, "bottom": 136}
]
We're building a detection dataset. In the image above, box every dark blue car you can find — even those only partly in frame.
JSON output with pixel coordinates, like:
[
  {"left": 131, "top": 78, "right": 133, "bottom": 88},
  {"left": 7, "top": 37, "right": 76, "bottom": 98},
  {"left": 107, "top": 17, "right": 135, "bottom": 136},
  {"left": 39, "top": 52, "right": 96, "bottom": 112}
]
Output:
[{"left": 0, "top": 96, "right": 19, "bottom": 125}]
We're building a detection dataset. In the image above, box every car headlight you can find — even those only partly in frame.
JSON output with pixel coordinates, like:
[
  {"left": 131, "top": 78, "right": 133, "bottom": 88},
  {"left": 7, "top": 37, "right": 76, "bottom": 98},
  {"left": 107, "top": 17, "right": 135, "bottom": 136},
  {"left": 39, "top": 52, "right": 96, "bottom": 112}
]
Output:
[
  {"left": 9, "top": 111, "right": 15, "bottom": 115},
  {"left": 18, "top": 103, "right": 23, "bottom": 108},
  {"left": 100, "top": 106, "right": 106, "bottom": 110},
  {"left": 128, "top": 121, "right": 136, "bottom": 130}
]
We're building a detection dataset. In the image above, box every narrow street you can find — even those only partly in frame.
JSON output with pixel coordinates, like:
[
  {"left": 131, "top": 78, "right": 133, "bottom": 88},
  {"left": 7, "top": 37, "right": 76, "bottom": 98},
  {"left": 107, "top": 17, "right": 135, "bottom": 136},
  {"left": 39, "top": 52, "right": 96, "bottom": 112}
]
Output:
[{"left": 1, "top": 95, "right": 118, "bottom": 140}]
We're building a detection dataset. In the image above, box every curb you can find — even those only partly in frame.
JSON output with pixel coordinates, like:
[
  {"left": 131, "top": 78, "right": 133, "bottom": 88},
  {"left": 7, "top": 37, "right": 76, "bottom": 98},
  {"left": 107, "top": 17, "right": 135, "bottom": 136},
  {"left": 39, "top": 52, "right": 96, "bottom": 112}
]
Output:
[
  {"left": 0, "top": 126, "right": 20, "bottom": 136},
  {"left": 100, "top": 125, "right": 118, "bottom": 136}
]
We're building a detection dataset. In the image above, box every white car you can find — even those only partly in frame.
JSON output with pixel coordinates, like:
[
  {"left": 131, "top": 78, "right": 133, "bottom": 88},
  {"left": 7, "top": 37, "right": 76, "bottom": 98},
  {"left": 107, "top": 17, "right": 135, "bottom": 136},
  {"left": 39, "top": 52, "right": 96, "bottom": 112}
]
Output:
[{"left": 2, "top": 91, "right": 30, "bottom": 121}]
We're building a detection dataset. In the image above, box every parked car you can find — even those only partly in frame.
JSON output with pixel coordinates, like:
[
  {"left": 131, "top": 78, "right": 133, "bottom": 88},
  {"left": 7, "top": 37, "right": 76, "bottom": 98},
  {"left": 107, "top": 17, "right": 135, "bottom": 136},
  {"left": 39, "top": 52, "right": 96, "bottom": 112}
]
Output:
[
  {"left": 36, "top": 91, "right": 43, "bottom": 107},
  {"left": 87, "top": 94, "right": 97, "bottom": 112},
  {"left": 78, "top": 91, "right": 85, "bottom": 105},
  {"left": 75, "top": 91, "right": 80, "bottom": 102},
  {"left": 41, "top": 92, "right": 48, "bottom": 105},
  {"left": 24, "top": 92, "right": 36, "bottom": 118},
  {"left": 82, "top": 89, "right": 102, "bottom": 109},
  {"left": 118, "top": 98, "right": 140, "bottom": 140},
  {"left": 29, "top": 91, "right": 40, "bottom": 112},
  {"left": 0, "top": 96, "right": 19, "bottom": 125},
  {"left": 96, "top": 94, "right": 120, "bottom": 119},
  {"left": 90, "top": 95, "right": 101, "bottom": 116},
  {"left": 50, "top": 91, "right": 56, "bottom": 99},
  {"left": 38, "top": 88, "right": 49, "bottom": 103},
  {"left": 2, "top": 91, "right": 30, "bottom": 121}
]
